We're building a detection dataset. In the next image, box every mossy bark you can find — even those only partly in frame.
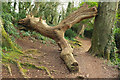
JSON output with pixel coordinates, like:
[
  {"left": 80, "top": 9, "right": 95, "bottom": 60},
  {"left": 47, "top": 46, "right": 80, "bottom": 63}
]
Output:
[
  {"left": 1, "top": 18, "right": 22, "bottom": 53},
  {"left": 89, "top": 2, "right": 118, "bottom": 59}
]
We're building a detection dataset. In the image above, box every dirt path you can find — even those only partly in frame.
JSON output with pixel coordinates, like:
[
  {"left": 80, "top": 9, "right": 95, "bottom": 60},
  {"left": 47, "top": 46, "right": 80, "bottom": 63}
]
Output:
[{"left": 2, "top": 37, "right": 120, "bottom": 78}]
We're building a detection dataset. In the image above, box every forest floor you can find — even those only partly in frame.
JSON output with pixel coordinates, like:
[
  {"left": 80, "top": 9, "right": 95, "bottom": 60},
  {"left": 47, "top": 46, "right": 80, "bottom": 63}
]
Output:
[{"left": 2, "top": 36, "right": 120, "bottom": 78}]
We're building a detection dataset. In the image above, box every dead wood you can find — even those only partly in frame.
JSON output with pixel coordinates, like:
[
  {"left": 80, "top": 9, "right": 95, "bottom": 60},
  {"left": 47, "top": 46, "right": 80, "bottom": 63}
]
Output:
[{"left": 18, "top": 4, "right": 97, "bottom": 72}]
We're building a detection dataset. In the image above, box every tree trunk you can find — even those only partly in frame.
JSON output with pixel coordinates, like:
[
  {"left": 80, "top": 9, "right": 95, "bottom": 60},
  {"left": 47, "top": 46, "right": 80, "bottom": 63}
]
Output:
[
  {"left": 18, "top": 4, "right": 97, "bottom": 72},
  {"left": 0, "top": 18, "right": 22, "bottom": 53},
  {"left": 77, "top": 24, "right": 85, "bottom": 38},
  {"left": 89, "top": 2, "right": 118, "bottom": 59},
  {"left": 117, "top": 2, "right": 120, "bottom": 28}
]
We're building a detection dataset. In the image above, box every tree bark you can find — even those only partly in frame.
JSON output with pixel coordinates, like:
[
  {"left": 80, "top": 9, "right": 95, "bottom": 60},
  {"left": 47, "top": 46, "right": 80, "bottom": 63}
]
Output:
[
  {"left": 0, "top": 18, "right": 22, "bottom": 53},
  {"left": 89, "top": 2, "right": 118, "bottom": 59},
  {"left": 18, "top": 4, "right": 97, "bottom": 72},
  {"left": 77, "top": 24, "right": 85, "bottom": 38},
  {"left": 117, "top": 2, "right": 120, "bottom": 28}
]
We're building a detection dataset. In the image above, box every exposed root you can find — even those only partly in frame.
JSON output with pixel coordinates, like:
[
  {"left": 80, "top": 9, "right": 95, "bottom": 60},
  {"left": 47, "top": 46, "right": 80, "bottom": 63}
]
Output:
[
  {"left": 23, "top": 49, "right": 42, "bottom": 60},
  {"left": 2, "top": 55, "right": 29, "bottom": 78},
  {"left": 16, "top": 61, "right": 29, "bottom": 78},
  {"left": 2, "top": 54, "right": 53, "bottom": 78},
  {"left": 23, "top": 49, "right": 38, "bottom": 54},
  {"left": 21, "top": 62, "right": 53, "bottom": 78},
  {"left": 3, "top": 64, "right": 12, "bottom": 76},
  {"left": 6, "top": 64, "right": 12, "bottom": 76}
]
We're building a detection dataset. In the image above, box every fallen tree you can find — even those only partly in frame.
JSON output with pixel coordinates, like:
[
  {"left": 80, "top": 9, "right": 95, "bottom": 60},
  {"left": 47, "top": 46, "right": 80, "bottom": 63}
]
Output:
[{"left": 18, "top": 4, "right": 97, "bottom": 72}]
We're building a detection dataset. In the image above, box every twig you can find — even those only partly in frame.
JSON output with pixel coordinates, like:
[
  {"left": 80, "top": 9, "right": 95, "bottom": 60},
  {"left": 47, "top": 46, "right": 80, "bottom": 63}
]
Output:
[{"left": 3, "top": 64, "right": 12, "bottom": 76}]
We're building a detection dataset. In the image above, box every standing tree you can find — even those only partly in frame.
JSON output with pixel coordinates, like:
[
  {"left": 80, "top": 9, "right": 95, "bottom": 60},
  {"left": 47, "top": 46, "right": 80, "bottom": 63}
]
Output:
[
  {"left": 89, "top": 2, "right": 118, "bottom": 59},
  {"left": 31, "top": 2, "right": 59, "bottom": 25},
  {"left": 117, "top": 2, "right": 120, "bottom": 28},
  {"left": 65, "top": 2, "right": 74, "bottom": 17}
]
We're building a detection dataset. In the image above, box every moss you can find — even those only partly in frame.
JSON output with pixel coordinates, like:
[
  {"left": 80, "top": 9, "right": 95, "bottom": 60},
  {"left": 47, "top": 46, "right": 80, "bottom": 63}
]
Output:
[
  {"left": 24, "top": 49, "right": 38, "bottom": 54},
  {"left": 22, "top": 69, "right": 28, "bottom": 73},
  {"left": 1, "top": 22, "right": 23, "bottom": 54},
  {"left": 68, "top": 39, "right": 82, "bottom": 49},
  {"left": 2, "top": 55, "right": 29, "bottom": 78},
  {"left": 21, "top": 62, "right": 52, "bottom": 78},
  {"left": 5, "top": 51, "right": 22, "bottom": 59}
]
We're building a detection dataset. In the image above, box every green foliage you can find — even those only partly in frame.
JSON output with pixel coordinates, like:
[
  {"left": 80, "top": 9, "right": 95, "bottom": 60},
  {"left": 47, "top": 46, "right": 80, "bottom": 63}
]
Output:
[
  {"left": 2, "top": 12, "right": 20, "bottom": 38},
  {"left": 30, "top": 31, "right": 55, "bottom": 44},
  {"left": 21, "top": 31, "right": 31, "bottom": 37},
  {"left": 113, "top": 27, "right": 120, "bottom": 68},
  {"left": 2, "top": 47, "right": 12, "bottom": 52},
  {"left": 66, "top": 2, "right": 74, "bottom": 17},
  {"left": 50, "top": 39, "right": 56, "bottom": 44},
  {"left": 65, "top": 29, "right": 77, "bottom": 39},
  {"left": 110, "top": 14, "right": 120, "bottom": 69},
  {"left": 84, "top": 29, "right": 93, "bottom": 38},
  {"left": 71, "top": 7, "right": 78, "bottom": 11},
  {"left": 4, "top": 21, "right": 19, "bottom": 36},
  {"left": 107, "top": 25, "right": 120, "bottom": 69},
  {"left": 2, "top": 13, "right": 12, "bottom": 22},
  {"left": 4, "top": 51, "right": 22, "bottom": 60},
  {"left": 80, "top": 2, "right": 98, "bottom": 8},
  {"left": 2, "top": 2, "right": 12, "bottom": 13},
  {"left": 111, "top": 6, "right": 120, "bottom": 69},
  {"left": 1, "top": 14, "right": 21, "bottom": 52},
  {"left": 18, "top": 9, "right": 26, "bottom": 19},
  {"left": 114, "top": 28, "right": 120, "bottom": 34},
  {"left": 110, "top": 53, "right": 120, "bottom": 69},
  {"left": 2, "top": 2, "right": 19, "bottom": 21},
  {"left": 31, "top": 31, "right": 47, "bottom": 41},
  {"left": 71, "top": 23, "right": 81, "bottom": 33},
  {"left": 31, "top": 2, "right": 59, "bottom": 25},
  {"left": 18, "top": 2, "right": 29, "bottom": 19}
]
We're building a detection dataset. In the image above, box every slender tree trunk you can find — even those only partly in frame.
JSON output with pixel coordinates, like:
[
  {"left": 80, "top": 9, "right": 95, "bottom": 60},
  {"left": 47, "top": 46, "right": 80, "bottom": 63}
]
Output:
[
  {"left": 18, "top": 4, "right": 97, "bottom": 72},
  {"left": 117, "top": 2, "right": 120, "bottom": 28},
  {"left": 13, "top": 0, "right": 17, "bottom": 12},
  {"left": 77, "top": 24, "right": 85, "bottom": 38},
  {"left": 89, "top": 2, "right": 118, "bottom": 59}
]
